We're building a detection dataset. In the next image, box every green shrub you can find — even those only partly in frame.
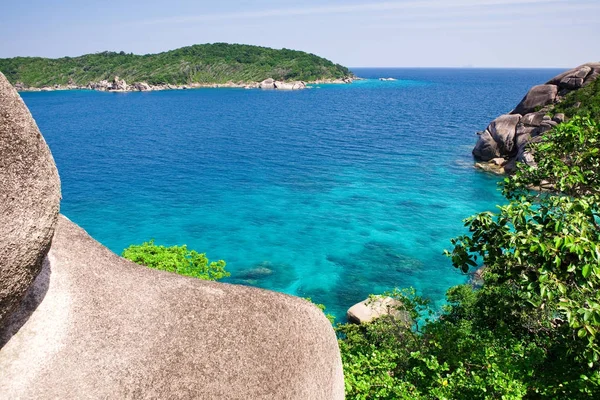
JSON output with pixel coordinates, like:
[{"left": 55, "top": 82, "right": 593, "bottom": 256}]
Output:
[{"left": 122, "top": 240, "right": 229, "bottom": 281}]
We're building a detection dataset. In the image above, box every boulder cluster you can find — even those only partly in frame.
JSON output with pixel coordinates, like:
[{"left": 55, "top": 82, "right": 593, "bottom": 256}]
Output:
[{"left": 472, "top": 63, "right": 600, "bottom": 173}]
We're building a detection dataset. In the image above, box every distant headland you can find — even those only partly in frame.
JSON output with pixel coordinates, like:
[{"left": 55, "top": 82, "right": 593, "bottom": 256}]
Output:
[{"left": 0, "top": 43, "right": 354, "bottom": 92}]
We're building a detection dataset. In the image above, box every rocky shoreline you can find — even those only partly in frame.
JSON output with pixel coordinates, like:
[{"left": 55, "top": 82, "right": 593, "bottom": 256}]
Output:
[
  {"left": 14, "top": 75, "right": 355, "bottom": 93},
  {"left": 472, "top": 62, "right": 600, "bottom": 174}
]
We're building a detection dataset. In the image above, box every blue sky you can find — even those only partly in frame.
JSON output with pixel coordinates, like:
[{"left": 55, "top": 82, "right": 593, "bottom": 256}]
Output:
[{"left": 1, "top": 0, "right": 598, "bottom": 67}]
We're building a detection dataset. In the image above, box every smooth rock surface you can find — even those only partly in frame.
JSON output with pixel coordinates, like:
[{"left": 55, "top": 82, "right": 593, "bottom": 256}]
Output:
[
  {"left": 472, "top": 130, "right": 499, "bottom": 161},
  {"left": 0, "top": 72, "right": 61, "bottom": 328},
  {"left": 512, "top": 84, "right": 557, "bottom": 115},
  {"left": 0, "top": 215, "right": 344, "bottom": 399},
  {"left": 521, "top": 111, "right": 545, "bottom": 126},
  {"left": 347, "top": 296, "right": 410, "bottom": 325},
  {"left": 488, "top": 114, "right": 521, "bottom": 155},
  {"left": 259, "top": 78, "right": 276, "bottom": 89}
]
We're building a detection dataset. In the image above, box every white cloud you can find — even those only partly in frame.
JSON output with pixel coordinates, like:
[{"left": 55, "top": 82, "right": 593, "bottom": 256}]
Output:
[{"left": 138, "top": 0, "right": 570, "bottom": 25}]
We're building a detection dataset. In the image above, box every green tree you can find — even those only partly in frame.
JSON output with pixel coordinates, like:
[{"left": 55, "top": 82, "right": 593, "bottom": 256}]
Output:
[
  {"left": 122, "top": 240, "right": 229, "bottom": 281},
  {"left": 446, "top": 116, "right": 600, "bottom": 396}
]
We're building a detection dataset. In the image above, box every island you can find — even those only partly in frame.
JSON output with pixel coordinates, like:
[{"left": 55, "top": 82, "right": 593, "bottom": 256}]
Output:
[{"left": 0, "top": 43, "right": 354, "bottom": 92}]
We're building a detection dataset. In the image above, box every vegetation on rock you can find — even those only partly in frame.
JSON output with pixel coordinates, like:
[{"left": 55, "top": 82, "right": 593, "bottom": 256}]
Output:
[
  {"left": 554, "top": 77, "right": 600, "bottom": 121},
  {"left": 122, "top": 240, "right": 229, "bottom": 281},
  {"left": 0, "top": 43, "right": 351, "bottom": 87}
]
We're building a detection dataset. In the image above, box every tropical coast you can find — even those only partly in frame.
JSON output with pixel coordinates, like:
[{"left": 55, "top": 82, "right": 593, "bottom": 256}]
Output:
[{"left": 1, "top": 0, "right": 599, "bottom": 398}]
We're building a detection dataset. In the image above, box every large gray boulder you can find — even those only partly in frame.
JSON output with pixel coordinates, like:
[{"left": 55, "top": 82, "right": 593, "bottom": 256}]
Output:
[
  {"left": 512, "top": 84, "right": 557, "bottom": 115},
  {"left": 259, "top": 78, "right": 276, "bottom": 89},
  {"left": 0, "top": 217, "right": 344, "bottom": 398},
  {"left": 472, "top": 130, "right": 499, "bottom": 161},
  {"left": 548, "top": 63, "right": 600, "bottom": 90},
  {"left": 472, "top": 114, "right": 520, "bottom": 161},
  {"left": 0, "top": 72, "right": 61, "bottom": 328},
  {"left": 488, "top": 114, "right": 521, "bottom": 155}
]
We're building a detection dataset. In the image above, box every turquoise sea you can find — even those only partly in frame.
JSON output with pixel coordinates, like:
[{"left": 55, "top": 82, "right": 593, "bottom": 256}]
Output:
[{"left": 21, "top": 68, "right": 564, "bottom": 320}]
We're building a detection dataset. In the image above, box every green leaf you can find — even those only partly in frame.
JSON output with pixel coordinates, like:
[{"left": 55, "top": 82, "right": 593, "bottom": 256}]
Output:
[{"left": 583, "top": 264, "right": 592, "bottom": 278}]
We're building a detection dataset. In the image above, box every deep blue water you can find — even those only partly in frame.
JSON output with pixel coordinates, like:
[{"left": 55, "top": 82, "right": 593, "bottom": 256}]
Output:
[{"left": 21, "top": 68, "right": 564, "bottom": 320}]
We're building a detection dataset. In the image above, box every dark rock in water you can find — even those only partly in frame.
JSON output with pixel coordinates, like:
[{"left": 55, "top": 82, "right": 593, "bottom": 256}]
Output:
[
  {"left": 474, "top": 158, "right": 506, "bottom": 175},
  {"left": 237, "top": 264, "right": 274, "bottom": 279},
  {"left": 473, "top": 114, "right": 520, "bottom": 160},
  {"left": 228, "top": 260, "right": 297, "bottom": 291},
  {"left": 472, "top": 62, "right": 600, "bottom": 170},
  {"left": 472, "top": 130, "right": 500, "bottom": 161},
  {"left": 0, "top": 72, "right": 61, "bottom": 328}
]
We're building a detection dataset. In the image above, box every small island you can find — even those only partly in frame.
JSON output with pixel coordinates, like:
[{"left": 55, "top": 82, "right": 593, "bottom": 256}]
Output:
[{"left": 0, "top": 43, "right": 354, "bottom": 92}]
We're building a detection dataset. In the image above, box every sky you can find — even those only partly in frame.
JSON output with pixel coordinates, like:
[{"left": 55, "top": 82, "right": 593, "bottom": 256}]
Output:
[{"left": 1, "top": 0, "right": 598, "bottom": 68}]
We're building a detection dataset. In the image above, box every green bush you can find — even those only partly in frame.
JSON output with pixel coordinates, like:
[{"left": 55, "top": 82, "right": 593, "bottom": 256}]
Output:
[{"left": 122, "top": 240, "right": 229, "bottom": 281}]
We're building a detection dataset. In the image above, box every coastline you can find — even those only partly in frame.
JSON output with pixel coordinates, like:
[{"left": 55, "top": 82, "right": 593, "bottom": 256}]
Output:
[{"left": 15, "top": 76, "right": 356, "bottom": 93}]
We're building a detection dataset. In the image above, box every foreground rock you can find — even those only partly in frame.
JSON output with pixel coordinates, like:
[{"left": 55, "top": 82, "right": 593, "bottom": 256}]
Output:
[
  {"left": 347, "top": 296, "right": 411, "bottom": 325},
  {"left": 0, "top": 73, "right": 61, "bottom": 327},
  {"left": 0, "top": 76, "right": 344, "bottom": 399},
  {"left": 472, "top": 62, "right": 600, "bottom": 172},
  {"left": 0, "top": 217, "right": 344, "bottom": 399}
]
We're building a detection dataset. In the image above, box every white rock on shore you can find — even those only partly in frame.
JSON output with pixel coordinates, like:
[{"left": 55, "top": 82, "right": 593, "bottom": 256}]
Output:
[
  {"left": 347, "top": 296, "right": 411, "bottom": 325},
  {"left": 15, "top": 75, "right": 354, "bottom": 93}
]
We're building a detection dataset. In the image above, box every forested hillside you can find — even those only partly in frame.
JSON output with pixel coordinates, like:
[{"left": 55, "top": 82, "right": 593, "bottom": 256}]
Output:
[{"left": 0, "top": 43, "right": 352, "bottom": 86}]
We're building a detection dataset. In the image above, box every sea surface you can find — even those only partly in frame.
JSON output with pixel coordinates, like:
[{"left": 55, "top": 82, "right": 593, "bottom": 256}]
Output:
[{"left": 21, "top": 68, "right": 564, "bottom": 320}]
